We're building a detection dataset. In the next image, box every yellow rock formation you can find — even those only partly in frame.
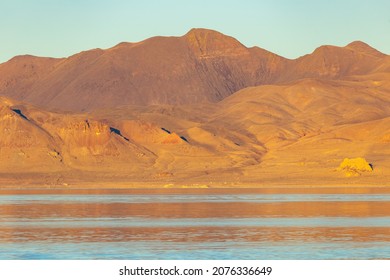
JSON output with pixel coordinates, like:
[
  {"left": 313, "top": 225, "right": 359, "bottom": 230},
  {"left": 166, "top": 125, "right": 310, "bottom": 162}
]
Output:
[{"left": 338, "top": 157, "right": 373, "bottom": 177}]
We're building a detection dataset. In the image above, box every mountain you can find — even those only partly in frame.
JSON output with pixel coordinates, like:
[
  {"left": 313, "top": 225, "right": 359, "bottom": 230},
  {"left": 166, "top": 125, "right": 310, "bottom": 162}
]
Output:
[
  {"left": 0, "top": 55, "right": 60, "bottom": 99},
  {"left": 5, "top": 29, "right": 387, "bottom": 112},
  {"left": 1, "top": 30, "right": 387, "bottom": 113},
  {"left": 280, "top": 41, "right": 386, "bottom": 81},
  {"left": 0, "top": 29, "right": 389, "bottom": 187},
  {"left": 0, "top": 29, "right": 288, "bottom": 111}
]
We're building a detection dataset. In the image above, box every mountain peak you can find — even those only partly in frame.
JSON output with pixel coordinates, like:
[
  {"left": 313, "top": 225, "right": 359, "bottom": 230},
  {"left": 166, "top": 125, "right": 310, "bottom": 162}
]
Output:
[
  {"left": 345, "top": 41, "right": 385, "bottom": 57},
  {"left": 184, "top": 28, "right": 248, "bottom": 57},
  {"left": 185, "top": 28, "right": 222, "bottom": 37}
]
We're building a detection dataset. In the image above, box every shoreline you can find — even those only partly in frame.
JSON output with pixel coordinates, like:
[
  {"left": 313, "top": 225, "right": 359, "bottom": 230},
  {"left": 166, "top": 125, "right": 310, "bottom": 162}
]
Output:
[{"left": 1, "top": 180, "right": 390, "bottom": 194}]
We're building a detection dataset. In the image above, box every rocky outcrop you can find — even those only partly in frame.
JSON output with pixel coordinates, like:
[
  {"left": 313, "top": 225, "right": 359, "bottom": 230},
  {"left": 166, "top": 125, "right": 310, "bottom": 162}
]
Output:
[
  {"left": 0, "top": 99, "right": 63, "bottom": 171},
  {"left": 338, "top": 157, "right": 373, "bottom": 177}
]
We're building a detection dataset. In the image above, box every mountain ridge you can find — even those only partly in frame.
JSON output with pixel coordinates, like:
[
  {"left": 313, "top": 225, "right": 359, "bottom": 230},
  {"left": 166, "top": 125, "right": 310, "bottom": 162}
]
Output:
[
  {"left": 0, "top": 28, "right": 389, "bottom": 187},
  {"left": 0, "top": 28, "right": 388, "bottom": 112}
]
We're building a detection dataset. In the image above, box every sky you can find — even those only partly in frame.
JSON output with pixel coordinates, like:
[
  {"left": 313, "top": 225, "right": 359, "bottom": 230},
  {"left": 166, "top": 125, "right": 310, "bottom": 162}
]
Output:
[{"left": 1, "top": 0, "right": 389, "bottom": 63}]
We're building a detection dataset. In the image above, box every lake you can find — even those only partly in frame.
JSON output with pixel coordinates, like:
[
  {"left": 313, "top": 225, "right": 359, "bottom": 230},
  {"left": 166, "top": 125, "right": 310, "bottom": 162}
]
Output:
[{"left": 0, "top": 187, "right": 389, "bottom": 259}]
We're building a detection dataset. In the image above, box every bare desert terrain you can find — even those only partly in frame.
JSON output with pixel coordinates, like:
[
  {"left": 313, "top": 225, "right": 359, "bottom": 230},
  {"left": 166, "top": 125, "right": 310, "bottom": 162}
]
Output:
[{"left": 0, "top": 29, "right": 389, "bottom": 188}]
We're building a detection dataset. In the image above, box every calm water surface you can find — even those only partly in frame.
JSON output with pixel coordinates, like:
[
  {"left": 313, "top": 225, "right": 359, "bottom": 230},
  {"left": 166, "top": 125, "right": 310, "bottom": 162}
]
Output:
[{"left": 0, "top": 187, "right": 389, "bottom": 259}]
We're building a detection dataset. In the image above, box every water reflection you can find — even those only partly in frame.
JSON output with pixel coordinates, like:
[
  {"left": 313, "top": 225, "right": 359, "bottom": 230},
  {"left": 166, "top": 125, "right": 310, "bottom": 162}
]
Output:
[
  {"left": 1, "top": 194, "right": 390, "bottom": 204},
  {"left": 0, "top": 188, "right": 389, "bottom": 259},
  {"left": 1, "top": 201, "right": 389, "bottom": 218},
  {"left": 1, "top": 226, "right": 390, "bottom": 243}
]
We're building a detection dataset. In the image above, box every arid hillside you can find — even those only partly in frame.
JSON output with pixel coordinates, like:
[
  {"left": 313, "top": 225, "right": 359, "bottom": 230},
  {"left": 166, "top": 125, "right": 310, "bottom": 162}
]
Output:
[
  {"left": 0, "top": 29, "right": 389, "bottom": 187},
  {"left": 1, "top": 28, "right": 386, "bottom": 111},
  {"left": 0, "top": 29, "right": 288, "bottom": 111}
]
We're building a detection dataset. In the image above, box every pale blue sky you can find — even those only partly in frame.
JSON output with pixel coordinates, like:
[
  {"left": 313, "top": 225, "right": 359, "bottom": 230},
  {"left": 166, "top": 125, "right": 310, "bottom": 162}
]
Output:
[{"left": 1, "top": 0, "right": 389, "bottom": 63}]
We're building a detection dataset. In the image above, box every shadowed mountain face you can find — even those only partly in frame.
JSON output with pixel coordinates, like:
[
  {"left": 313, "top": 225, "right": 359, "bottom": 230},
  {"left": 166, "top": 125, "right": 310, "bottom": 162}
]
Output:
[
  {"left": 279, "top": 41, "right": 386, "bottom": 81},
  {"left": 6, "top": 28, "right": 387, "bottom": 111},
  {"left": 0, "top": 29, "right": 289, "bottom": 111},
  {"left": 0, "top": 29, "right": 389, "bottom": 186}
]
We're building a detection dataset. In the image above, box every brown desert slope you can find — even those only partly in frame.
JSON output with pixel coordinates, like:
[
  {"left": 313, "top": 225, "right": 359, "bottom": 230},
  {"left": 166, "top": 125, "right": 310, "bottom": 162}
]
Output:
[
  {"left": 2, "top": 28, "right": 386, "bottom": 112},
  {"left": 0, "top": 28, "right": 389, "bottom": 187},
  {"left": 0, "top": 29, "right": 288, "bottom": 111},
  {"left": 279, "top": 41, "right": 386, "bottom": 81}
]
